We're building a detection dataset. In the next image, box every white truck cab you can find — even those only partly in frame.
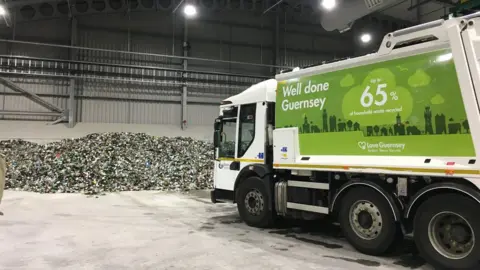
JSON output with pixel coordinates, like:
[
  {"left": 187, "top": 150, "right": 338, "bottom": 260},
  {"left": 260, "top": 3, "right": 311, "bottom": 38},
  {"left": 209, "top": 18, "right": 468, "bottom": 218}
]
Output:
[{"left": 212, "top": 79, "right": 276, "bottom": 193}]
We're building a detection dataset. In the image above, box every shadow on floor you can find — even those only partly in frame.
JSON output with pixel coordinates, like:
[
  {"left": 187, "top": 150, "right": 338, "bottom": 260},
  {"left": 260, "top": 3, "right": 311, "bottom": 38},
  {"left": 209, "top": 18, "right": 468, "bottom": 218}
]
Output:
[{"left": 210, "top": 213, "right": 426, "bottom": 269}]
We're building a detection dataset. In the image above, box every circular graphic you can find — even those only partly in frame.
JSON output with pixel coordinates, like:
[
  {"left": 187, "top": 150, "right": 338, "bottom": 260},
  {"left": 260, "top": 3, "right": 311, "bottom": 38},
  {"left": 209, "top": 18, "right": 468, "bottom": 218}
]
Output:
[{"left": 342, "top": 68, "right": 413, "bottom": 126}]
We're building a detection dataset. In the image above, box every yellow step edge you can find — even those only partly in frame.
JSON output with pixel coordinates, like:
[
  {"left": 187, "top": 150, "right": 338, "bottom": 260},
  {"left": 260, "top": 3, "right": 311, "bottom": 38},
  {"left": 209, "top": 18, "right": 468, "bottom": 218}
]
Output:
[
  {"left": 216, "top": 158, "right": 480, "bottom": 175},
  {"left": 217, "top": 158, "right": 264, "bottom": 163},
  {"left": 273, "top": 163, "right": 480, "bottom": 175}
]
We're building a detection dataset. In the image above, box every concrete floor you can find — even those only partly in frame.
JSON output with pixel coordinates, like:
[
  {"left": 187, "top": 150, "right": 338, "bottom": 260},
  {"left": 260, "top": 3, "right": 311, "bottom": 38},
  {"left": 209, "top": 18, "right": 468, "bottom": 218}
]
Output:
[{"left": 0, "top": 190, "right": 431, "bottom": 270}]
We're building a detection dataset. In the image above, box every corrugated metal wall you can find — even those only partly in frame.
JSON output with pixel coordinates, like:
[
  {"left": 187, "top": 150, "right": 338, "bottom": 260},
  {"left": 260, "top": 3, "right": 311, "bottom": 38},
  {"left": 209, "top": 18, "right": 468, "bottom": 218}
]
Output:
[{"left": 0, "top": 8, "right": 355, "bottom": 127}]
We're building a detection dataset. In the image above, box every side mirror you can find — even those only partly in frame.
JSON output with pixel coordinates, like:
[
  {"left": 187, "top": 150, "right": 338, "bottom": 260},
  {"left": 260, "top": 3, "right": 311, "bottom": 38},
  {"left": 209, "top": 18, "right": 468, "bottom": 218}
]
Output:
[
  {"left": 214, "top": 130, "right": 220, "bottom": 148},
  {"left": 213, "top": 118, "right": 222, "bottom": 148}
]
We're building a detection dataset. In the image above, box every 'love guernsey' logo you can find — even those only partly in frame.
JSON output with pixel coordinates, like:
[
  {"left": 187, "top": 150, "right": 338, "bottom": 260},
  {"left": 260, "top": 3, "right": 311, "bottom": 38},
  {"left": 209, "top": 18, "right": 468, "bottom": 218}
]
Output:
[{"left": 357, "top": 141, "right": 406, "bottom": 153}]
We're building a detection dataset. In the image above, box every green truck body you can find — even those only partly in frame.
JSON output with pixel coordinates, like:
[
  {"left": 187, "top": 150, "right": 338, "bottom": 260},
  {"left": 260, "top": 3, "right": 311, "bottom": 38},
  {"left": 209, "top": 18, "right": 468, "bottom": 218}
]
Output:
[{"left": 275, "top": 49, "right": 475, "bottom": 157}]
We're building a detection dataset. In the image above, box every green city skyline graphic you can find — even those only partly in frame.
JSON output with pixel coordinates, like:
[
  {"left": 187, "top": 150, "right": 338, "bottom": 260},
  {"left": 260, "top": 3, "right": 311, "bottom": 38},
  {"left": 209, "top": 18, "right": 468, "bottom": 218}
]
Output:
[{"left": 283, "top": 106, "right": 470, "bottom": 137}]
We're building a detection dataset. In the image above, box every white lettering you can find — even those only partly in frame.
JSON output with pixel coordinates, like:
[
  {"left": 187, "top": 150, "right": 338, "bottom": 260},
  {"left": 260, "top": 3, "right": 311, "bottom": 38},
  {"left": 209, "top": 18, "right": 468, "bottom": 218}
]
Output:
[
  {"left": 282, "top": 82, "right": 303, "bottom": 97},
  {"left": 281, "top": 99, "right": 289, "bottom": 111},
  {"left": 359, "top": 141, "right": 406, "bottom": 152},
  {"left": 282, "top": 85, "right": 293, "bottom": 97},
  {"left": 281, "top": 98, "right": 326, "bottom": 111},
  {"left": 304, "top": 81, "right": 330, "bottom": 94}
]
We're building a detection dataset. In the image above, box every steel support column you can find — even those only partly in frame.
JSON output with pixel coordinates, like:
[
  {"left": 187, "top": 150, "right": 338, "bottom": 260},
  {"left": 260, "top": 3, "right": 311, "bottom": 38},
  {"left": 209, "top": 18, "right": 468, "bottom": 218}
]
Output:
[
  {"left": 68, "top": 17, "right": 77, "bottom": 128},
  {"left": 272, "top": 9, "right": 280, "bottom": 74},
  {"left": 181, "top": 16, "right": 189, "bottom": 130}
]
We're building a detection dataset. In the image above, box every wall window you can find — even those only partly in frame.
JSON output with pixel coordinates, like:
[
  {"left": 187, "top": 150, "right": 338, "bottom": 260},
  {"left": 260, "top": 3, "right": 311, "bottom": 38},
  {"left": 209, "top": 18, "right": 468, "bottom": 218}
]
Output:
[{"left": 237, "top": 103, "right": 256, "bottom": 157}]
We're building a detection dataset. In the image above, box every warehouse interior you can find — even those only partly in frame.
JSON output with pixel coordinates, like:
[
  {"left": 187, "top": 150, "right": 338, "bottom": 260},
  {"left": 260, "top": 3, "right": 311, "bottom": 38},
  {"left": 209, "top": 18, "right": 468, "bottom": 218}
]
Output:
[
  {"left": 1, "top": 0, "right": 480, "bottom": 269},
  {"left": 0, "top": 0, "right": 452, "bottom": 141}
]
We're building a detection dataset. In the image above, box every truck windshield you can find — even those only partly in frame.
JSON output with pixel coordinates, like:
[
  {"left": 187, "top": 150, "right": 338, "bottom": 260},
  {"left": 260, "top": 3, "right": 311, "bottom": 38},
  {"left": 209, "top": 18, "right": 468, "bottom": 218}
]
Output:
[{"left": 219, "top": 118, "right": 237, "bottom": 158}]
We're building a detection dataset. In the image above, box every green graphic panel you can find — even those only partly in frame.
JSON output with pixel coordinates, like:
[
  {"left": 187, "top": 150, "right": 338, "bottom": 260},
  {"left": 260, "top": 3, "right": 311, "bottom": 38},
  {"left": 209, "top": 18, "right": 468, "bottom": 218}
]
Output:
[{"left": 275, "top": 50, "right": 475, "bottom": 157}]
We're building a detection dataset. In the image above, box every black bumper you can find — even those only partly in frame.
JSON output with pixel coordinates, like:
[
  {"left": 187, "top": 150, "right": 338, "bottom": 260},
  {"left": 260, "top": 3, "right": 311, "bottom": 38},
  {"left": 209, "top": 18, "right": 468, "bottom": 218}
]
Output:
[{"left": 210, "top": 189, "right": 235, "bottom": 204}]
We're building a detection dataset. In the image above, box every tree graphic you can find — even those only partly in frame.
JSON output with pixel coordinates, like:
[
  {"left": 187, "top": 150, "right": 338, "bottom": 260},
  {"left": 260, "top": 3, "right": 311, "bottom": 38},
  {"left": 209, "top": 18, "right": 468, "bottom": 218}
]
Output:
[
  {"left": 353, "top": 122, "right": 360, "bottom": 131},
  {"left": 463, "top": 120, "right": 470, "bottom": 134},
  {"left": 338, "top": 119, "right": 346, "bottom": 132},
  {"left": 381, "top": 127, "right": 388, "bottom": 136}
]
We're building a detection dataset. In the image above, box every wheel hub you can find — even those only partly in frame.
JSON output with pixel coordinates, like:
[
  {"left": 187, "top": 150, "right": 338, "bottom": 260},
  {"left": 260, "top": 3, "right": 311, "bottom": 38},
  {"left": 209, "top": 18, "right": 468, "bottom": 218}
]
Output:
[
  {"left": 451, "top": 224, "right": 469, "bottom": 244},
  {"left": 244, "top": 189, "right": 264, "bottom": 216},
  {"left": 428, "top": 211, "right": 475, "bottom": 260},
  {"left": 349, "top": 200, "right": 383, "bottom": 240},
  {"left": 358, "top": 211, "right": 374, "bottom": 229}
]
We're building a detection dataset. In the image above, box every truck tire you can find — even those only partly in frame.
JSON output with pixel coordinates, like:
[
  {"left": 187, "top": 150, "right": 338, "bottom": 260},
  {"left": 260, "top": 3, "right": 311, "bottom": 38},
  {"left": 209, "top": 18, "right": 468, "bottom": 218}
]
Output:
[
  {"left": 236, "top": 176, "right": 273, "bottom": 228},
  {"left": 414, "top": 194, "right": 480, "bottom": 270},
  {"left": 339, "top": 187, "right": 401, "bottom": 256}
]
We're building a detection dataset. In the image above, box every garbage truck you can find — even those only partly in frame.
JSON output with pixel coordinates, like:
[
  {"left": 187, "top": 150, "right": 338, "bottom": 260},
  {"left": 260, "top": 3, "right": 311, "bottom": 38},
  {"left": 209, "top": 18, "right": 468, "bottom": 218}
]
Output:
[{"left": 211, "top": 14, "right": 480, "bottom": 269}]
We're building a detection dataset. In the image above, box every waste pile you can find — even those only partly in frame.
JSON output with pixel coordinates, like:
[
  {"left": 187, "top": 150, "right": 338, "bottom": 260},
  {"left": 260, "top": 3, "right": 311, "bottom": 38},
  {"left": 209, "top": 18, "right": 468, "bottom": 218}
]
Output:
[{"left": 0, "top": 133, "right": 214, "bottom": 195}]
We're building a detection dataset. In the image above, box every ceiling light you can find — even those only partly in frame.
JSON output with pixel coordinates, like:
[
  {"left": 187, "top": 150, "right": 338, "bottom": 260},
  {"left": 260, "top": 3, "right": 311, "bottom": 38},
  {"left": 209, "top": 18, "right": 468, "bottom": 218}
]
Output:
[
  {"left": 0, "top": 6, "right": 7, "bottom": 16},
  {"left": 360, "top": 33, "right": 372, "bottom": 44},
  {"left": 321, "top": 0, "right": 336, "bottom": 10},
  {"left": 183, "top": 4, "right": 197, "bottom": 18}
]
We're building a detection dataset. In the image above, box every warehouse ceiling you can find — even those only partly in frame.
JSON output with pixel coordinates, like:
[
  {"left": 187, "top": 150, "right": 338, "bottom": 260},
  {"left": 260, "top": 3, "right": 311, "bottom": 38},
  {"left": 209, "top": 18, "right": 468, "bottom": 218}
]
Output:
[{"left": 0, "top": 0, "right": 459, "bottom": 28}]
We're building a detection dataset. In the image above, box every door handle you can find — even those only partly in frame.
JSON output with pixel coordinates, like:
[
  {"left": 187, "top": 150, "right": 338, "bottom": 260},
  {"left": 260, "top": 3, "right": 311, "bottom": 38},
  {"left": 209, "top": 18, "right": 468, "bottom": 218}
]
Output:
[{"left": 230, "top": 161, "right": 240, "bottom": 171}]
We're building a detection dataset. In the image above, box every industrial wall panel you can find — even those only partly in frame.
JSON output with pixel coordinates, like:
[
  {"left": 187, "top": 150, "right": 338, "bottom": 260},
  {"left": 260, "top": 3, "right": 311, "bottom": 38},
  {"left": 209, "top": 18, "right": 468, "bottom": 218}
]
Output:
[
  {"left": 419, "top": 4, "right": 447, "bottom": 23},
  {"left": 230, "top": 25, "right": 272, "bottom": 46},
  {"left": 80, "top": 99, "right": 130, "bottom": 123},
  {"left": 279, "top": 50, "right": 328, "bottom": 68},
  {"left": 129, "top": 102, "right": 181, "bottom": 125},
  {"left": 3, "top": 95, "right": 52, "bottom": 112},
  {"left": 78, "top": 28, "right": 129, "bottom": 64},
  {"left": 128, "top": 12, "right": 181, "bottom": 35},
  {"left": 1, "top": 78, "right": 68, "bottom": 113},
  {"left": 206, "top": 9, "right": 269, "bottom": 26},
  {"left": 10, "top": 78, "right": 70, "bottom": 95},
  {"left": 1, "top": 95, "right": 67, "bottom": 121},
  {"left": 189, "top": 41, "right": 231, "bottom": 61},
  {"left": 283, "top": 32, "right": 314, "bottom": 52},
  {"left": 0, "top": 41, "right": 7, "bottom": 55},
  {"left": 77, "top": 13, "right": 130, "bottom": 31},
  {"left": 79, "top": 80, "right": 131, "bottom": 99},
  {"left": 312, "top": 35, "right": 352, "bottom": 55},
  {"left": 78, "top": 12, "right": 181, "bottom": 36},
  {"left": 229, "top": 46, "right": 273, "bottom": 76},
  {"left": 15, "top": 18, "right": 70, "bottom": 41},
  {"left": 188, "top": 42, "right": 231, "bottom": 75},
  {"left": 189, "top": 20, "right": 231, "bottom": 41},
  {"left": 10, "top": 43, "right": 68, "bottom": 59},
  {"left": 79, "top": 98, "right": 182, "bottom": 124},
  {"left": 125, "top": 83, "right": 182, "bottom": 102},
  {"left": 188, "top": 85, "right": 237, "bottom": 100},
  {"left": 187, "top": 104, "right": 219, "bottom": 126},
  {"left": 130, "top": 33, "right": 182, "bottom": 68},
  {"left": 9, "top": 18, "right": 70, "bottom": 59}
]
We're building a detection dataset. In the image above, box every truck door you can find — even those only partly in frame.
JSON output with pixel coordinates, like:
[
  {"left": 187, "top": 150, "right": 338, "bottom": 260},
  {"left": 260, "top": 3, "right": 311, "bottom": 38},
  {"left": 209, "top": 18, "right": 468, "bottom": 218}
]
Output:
[
  {"left": 214, "top": 105, "right": 240, "bottom": 191},
  {"left": 214, "top": 103, "right": 263, "bottom": 191}
]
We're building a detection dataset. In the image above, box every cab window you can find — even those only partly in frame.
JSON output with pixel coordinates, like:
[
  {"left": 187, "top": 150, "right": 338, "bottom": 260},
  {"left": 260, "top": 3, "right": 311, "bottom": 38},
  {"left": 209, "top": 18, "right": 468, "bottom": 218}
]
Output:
[
  {"left": 219, "top": 118, "right": 236, "bottom": 158},
  {"left": 237, "top": 103, "right": 256, "bottom": 157},
  {"left": 218, "top": 106, "right": 238, "bottom": 158}
]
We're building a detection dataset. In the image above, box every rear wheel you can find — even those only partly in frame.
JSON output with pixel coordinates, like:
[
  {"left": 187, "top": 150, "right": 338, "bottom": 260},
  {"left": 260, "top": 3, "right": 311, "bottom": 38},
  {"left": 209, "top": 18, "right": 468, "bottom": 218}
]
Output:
[
  {"left": 236, "top": 176, "right": 273, "bottom": 228},
  {"left": 414, "top": 194, "right": 480, "bottom": 269},
  {"left": 339, "top": 187, "right": 402, "bottom": 255}
]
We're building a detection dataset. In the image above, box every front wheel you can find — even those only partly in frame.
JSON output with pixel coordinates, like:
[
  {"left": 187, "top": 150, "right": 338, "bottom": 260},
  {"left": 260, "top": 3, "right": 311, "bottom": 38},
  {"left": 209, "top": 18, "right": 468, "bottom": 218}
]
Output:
[
  {"left": 414, "top": 194, "right": 480, "bottom": 270},
  {"left": 339, "top": 187, "right": 402, "bottom": 255},
  {"left": 236, "top": 176, "right": 273, "bottom": 228}
]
